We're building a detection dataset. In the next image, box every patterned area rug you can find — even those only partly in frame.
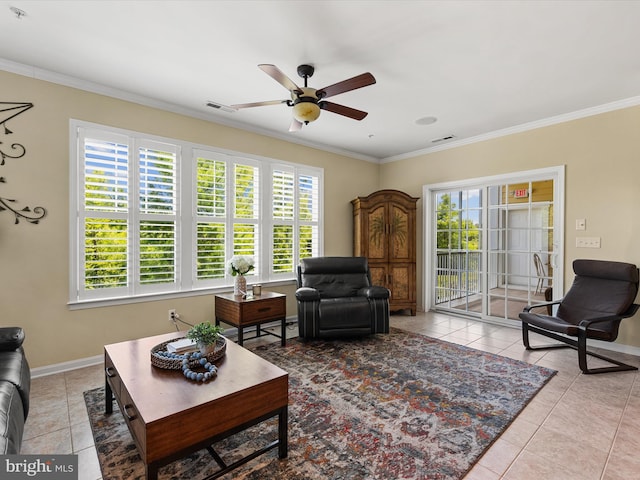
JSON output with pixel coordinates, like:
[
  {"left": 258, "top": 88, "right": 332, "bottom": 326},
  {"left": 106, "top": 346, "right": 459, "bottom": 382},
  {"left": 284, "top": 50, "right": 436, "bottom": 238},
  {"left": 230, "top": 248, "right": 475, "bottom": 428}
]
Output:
[{"left": 85, "top": 329, "right": 555, "bottom": 479}]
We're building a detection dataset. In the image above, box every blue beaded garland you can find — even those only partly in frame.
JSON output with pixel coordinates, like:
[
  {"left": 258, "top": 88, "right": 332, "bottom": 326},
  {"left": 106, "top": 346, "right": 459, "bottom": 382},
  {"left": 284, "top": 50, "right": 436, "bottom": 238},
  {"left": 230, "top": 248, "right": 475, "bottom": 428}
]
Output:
[{"left": 162, "top": 350, "right": 218, "bottom": 383}]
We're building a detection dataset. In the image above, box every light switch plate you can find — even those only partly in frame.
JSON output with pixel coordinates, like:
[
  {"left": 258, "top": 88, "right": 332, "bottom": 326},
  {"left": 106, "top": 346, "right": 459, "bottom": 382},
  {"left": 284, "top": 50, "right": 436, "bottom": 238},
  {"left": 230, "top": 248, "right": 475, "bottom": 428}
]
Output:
[
  {"left": 576, "top": 237, "right": 601, "bottom": 248},
  {"left": 576, "top": 219, "right": 586, "bottom": 230}
]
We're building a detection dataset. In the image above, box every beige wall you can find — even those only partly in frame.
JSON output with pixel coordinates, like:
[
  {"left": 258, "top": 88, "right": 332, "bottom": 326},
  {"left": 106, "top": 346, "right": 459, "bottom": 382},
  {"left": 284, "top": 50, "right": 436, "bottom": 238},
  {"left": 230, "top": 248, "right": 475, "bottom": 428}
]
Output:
[
  {"left": 380, "top": 105, "right": 640, "bottom": 347},
  {"left": 0, "top": 70, "right": 379, "bottom": 368},
  {"left": 3, "top": 67, "right": 640, "bottom": 369}
]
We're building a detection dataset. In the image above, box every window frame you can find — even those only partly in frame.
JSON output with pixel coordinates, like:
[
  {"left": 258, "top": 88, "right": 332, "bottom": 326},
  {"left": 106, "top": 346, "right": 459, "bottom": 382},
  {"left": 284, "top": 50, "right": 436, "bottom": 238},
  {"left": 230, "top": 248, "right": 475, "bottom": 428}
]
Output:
[
  {"left": 268, "top": 163, "right": 322, "bottom": 280},
  {"left": 70, "top": 119, "right": 324, "bottom": 306}
]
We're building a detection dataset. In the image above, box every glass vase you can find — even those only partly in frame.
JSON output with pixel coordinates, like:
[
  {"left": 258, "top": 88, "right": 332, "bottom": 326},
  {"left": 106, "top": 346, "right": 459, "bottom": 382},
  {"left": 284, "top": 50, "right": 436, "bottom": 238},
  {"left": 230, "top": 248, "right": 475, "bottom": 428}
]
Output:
[{"left": 234, "top": 274, "right": 247, "bottom": 296}]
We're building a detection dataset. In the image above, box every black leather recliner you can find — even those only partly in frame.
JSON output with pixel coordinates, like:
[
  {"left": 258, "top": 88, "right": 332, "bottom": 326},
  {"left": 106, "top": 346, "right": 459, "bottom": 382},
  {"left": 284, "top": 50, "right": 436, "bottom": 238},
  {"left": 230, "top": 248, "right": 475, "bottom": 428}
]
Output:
[
  {"left": 295, "top": 256, "right": 390, "bottom": 339},
  {"left": 0, "top": 327, "right": 30, "bottom": 454}
]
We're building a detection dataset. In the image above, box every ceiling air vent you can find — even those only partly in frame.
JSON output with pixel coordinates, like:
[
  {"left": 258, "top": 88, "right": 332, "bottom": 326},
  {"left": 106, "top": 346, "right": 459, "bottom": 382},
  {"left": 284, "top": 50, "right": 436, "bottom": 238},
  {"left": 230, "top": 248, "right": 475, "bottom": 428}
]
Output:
[
  {"left": 431, "top": 134, "right": 456, "bottom": 144},
  {"left": 206, "top": 101, "right": 236, "bottom": 113}
]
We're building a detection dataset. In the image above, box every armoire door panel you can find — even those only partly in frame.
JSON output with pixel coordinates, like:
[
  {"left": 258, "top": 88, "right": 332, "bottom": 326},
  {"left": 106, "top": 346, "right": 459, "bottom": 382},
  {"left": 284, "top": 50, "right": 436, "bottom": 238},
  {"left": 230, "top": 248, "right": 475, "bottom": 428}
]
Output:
[
  {"left": 390, "top": 205, "right": 411, "bottom": 260},
  {"left": 390, "top": 264, "right": 413, "bottom": 303},
  {"left": 368, "top": 265, "right": 388, "bottom": 288},
  {"left": 367, "top": 205, "right": 387, "bottom": 260}
]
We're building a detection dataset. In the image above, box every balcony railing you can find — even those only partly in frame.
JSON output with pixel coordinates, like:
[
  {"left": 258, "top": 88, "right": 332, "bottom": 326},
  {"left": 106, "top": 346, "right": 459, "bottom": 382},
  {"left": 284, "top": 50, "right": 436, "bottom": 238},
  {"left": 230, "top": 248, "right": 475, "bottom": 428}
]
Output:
[{"left": 435, "top": 251, "right": 481, "bottom": 304}]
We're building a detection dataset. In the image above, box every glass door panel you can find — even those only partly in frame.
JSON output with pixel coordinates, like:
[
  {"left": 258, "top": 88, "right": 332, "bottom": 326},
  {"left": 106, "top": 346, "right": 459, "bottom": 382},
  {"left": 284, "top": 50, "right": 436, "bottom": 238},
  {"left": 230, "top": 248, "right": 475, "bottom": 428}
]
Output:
[
  {"left": 487, "top": 180, "right": 554, "bottom": 321},
  {"left": 434, "top": 188, "right": 482, "bottom": 316}
]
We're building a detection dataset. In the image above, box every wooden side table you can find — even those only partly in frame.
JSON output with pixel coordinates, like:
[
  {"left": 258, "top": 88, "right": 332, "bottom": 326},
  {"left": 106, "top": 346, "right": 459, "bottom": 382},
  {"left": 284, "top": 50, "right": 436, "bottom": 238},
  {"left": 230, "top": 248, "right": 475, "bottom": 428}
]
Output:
[{"left": 214, "top": 291, "right": 287, "bottom": 346}]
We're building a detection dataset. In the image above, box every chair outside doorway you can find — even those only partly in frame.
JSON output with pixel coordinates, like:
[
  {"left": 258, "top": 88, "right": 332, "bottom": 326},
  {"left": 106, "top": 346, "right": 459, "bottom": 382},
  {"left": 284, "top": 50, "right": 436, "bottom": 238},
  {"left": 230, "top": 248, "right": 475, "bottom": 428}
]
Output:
[{"left": 533, "top": 253, "right": 546, "bottom": 295}]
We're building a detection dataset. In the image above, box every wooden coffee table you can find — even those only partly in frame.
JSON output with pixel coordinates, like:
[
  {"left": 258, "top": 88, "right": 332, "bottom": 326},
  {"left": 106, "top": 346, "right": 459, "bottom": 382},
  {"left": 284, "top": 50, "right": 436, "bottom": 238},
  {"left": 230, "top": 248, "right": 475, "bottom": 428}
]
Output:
[{"left": 104, "top": 331, "right": 288, "bottom": 480}]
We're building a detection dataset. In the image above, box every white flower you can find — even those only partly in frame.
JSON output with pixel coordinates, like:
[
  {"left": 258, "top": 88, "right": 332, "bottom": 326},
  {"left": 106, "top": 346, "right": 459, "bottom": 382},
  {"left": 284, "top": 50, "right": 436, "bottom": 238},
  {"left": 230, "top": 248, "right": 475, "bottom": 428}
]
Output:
[{"left": 227, "top": 255, "right": 255, "bottom": 276}]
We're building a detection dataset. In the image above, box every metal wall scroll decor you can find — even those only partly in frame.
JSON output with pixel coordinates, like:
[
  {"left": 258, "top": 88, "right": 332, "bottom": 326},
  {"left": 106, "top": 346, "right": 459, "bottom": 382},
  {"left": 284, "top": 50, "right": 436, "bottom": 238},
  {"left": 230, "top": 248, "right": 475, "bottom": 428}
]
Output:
[{"left": 0, "top": 102, "right": 47, "bottom": 224}]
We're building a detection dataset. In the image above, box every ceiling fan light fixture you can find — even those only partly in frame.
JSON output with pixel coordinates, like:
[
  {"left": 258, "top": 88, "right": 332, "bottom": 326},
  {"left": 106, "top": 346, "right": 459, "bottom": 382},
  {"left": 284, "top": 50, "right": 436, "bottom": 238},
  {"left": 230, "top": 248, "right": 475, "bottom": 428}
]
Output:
[
  {"left": 292, "top": 99, "right": 321, "bottom": 124},
  {"left": 233, "top": 64, "right": 375, "bottom": 130}
]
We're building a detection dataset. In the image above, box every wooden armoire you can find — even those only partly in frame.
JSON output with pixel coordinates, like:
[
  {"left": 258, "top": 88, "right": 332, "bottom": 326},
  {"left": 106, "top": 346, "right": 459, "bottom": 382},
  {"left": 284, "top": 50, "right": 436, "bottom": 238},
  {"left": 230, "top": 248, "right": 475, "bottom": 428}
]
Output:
[{"left": 352, "top": 190, "right": 418, "bottom": 315}]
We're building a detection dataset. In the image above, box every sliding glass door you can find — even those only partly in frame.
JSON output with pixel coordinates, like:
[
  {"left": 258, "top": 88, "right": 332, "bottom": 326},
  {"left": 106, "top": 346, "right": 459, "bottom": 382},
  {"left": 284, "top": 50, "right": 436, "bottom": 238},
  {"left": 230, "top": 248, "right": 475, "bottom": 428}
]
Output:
[{"left": 425, "top": 167, "right": 564, "bottom": 324}]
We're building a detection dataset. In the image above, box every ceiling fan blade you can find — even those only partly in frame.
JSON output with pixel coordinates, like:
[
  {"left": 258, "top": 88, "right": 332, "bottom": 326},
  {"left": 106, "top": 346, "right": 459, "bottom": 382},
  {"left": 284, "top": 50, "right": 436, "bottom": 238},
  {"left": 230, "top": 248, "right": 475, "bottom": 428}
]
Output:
[
  {"left": 259, "top": 64, "right": 302, "bottom": 94},
  {"left": 319, "top": 101, "right": 368, "bottom": 120},
  {"left": 316, "top": 73, "right": 376, "bottom": 99},
  {"left": 289, "top": 118, "right": 303, "bottom": 132},
  {"left": 230, "top": 100, "right": 289, "bottom": 109}
]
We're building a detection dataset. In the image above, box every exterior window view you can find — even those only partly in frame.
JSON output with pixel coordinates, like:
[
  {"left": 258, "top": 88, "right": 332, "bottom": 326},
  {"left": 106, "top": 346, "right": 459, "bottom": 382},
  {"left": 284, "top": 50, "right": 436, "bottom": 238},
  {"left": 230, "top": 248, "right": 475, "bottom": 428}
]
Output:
[{"left": 3, "top": 2, "right": 640, "bottom": 480}]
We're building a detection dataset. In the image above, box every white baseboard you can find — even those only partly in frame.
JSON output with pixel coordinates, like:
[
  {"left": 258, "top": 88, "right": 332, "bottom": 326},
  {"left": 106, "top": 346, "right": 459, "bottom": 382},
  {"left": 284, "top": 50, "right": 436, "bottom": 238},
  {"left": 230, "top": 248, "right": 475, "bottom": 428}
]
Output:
[
  {"left": 31, "top": 354, "right": 104, "bottom": 378},
  {"left": 588, "top": 338, "right": 640, "bottom": 357},
  {"left": 31, "top": 317, "right": 299, "bottom": 378}
]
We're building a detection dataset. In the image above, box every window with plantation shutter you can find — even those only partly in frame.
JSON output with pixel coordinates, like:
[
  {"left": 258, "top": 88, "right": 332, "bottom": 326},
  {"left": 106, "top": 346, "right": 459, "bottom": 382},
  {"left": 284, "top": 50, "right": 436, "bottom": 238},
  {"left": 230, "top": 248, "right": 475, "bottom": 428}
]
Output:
[
  {"left": 81, "top": 132, "right": 130, "bottom": 297},
  {"left": 272, "top": 168, "right": 295, "bottom": 274},
  {"left": 233, "top": 162, "right": 259, "bottom": 273},
  {"left": 271, "top": 166, "right": 321, "bottom": 276},
  {"left": 71, "top": 121, "right": 323, "bottom": 305},
  {"left": 299, "top": 172, "right": 320, "bottom": 260},
  {"left": 74, "top": 128, "right": 178, "bottom": 301},
  {"left": 195, "top": 154, "right": 227, "bottom": 281},
  {"left": 138, "top": 143, "right": 177, "bottom": 287},
  {"left": 235, "top": 163, "right": 259, "bottom": 220}
]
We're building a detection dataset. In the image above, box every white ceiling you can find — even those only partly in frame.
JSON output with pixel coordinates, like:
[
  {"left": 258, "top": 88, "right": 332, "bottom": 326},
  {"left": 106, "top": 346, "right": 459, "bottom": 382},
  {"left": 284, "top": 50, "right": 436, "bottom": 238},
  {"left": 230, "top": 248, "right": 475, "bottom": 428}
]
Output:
[{"left": 2, "top": 0, "right": 640, "bottom": 162}]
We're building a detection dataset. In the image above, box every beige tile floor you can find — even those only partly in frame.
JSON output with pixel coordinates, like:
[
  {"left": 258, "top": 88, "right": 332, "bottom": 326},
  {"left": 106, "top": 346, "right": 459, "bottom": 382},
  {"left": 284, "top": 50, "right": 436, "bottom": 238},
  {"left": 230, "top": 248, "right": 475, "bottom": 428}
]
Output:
[{"left": 21, "top": 311, "right": 640, "bottom": 479}]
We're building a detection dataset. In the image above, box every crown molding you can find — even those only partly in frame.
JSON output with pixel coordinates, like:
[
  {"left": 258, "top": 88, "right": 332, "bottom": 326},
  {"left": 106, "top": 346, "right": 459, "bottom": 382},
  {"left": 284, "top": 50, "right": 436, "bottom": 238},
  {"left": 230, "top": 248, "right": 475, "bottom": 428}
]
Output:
[{"left": 381, "top": 96, "right": 640, "bottom": 163}]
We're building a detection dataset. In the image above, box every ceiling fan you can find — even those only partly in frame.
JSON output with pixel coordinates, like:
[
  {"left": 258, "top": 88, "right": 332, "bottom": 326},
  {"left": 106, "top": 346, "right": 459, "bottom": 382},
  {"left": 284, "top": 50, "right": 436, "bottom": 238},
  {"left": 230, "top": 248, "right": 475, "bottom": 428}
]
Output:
[{"left": 230, "top": 64, "right": 376, "bottom": 132}]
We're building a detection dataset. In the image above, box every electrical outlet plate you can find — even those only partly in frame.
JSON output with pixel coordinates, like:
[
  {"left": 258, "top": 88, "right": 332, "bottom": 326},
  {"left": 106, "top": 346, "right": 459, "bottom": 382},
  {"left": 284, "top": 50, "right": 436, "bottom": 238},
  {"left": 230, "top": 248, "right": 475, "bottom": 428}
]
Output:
[{"left": 168, "top": 309, "right": 176, "bottom": 323}]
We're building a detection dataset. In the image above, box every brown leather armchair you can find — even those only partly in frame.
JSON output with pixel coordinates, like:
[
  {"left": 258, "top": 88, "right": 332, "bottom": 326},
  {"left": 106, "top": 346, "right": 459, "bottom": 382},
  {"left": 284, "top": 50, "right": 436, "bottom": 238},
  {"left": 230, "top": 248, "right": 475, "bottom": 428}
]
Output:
[
  {"left": 295, "top": 257, "right": 390, "bottom": 340},
  {"left": 519, "top": 259, "right": 639, "bottom": 374}
]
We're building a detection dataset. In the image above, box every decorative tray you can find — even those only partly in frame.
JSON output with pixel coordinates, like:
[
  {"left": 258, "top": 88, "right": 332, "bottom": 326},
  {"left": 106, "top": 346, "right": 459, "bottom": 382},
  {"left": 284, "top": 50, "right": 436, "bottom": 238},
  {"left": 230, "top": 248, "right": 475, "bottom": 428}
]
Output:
[{"left": 150, "top": 336, "right": 226, "bottom": 370}]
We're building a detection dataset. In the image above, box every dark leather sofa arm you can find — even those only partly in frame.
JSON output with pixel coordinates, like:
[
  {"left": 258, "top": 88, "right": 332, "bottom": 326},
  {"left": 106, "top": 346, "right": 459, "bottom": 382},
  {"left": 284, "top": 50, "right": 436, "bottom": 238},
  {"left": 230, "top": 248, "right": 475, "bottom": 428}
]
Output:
[
  {"left": 0, "top": 328, "right": 24, "bottom": 352},
  {"left": 358, "top": 286, "right": 390, "bottom": 299},
  {"left": 295, "top": 287, "right": 321, "bottom": 301}
]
